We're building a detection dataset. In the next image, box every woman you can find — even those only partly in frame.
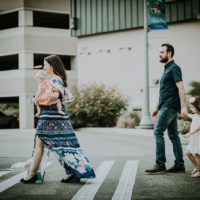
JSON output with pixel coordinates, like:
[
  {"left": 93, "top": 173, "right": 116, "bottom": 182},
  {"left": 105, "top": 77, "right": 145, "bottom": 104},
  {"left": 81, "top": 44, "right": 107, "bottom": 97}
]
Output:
[{"left": 20, "top": 55, "right": 96, "bottom": 183}]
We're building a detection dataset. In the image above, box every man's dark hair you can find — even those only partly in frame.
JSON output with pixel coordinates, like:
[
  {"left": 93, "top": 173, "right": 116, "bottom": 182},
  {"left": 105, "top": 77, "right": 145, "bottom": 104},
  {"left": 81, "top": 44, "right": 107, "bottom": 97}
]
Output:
[{"left": 161, "top": 43, "right": 174, "bottom": 57}]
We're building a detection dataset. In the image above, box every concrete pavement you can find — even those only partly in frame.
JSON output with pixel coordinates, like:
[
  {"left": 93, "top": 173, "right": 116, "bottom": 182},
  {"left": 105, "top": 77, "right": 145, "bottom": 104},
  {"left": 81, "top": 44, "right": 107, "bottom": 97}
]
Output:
[
  {"left": 0, "top": 127, "right": 193, "bottom": 200},
  {"left": 0, "top": 127, "right": 188, "bottom": 158}
]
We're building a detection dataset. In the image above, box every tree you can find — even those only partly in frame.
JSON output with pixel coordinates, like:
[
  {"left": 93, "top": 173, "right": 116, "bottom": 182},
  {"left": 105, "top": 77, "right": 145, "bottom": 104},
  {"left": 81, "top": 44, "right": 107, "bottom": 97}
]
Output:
[{"left": 187, "top": 81, "right": 200, "bottom": 96}]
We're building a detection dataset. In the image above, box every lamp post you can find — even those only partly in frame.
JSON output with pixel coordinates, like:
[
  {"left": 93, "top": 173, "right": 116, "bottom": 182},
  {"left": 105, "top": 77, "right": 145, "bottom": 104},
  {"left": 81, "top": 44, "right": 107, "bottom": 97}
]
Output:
[{"left": 140, "top": 0, "right": 154, "bottom": 129}]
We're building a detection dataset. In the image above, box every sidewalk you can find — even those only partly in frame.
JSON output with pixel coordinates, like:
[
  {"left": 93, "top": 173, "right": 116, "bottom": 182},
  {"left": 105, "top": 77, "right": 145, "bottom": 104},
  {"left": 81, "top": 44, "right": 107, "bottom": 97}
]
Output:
[{"left": 0, "top": 127, "right": 188, "bottom": 158}]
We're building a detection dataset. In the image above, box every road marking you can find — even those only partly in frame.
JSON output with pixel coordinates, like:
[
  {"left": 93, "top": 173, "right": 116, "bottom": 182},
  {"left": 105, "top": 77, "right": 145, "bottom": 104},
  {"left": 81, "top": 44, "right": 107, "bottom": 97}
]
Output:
[
  {"left": 10, "top": 158, "right": 32, "bottom": 170},
  {"left": 0, "top": 171, "right": 10, "bottom": 177},
  {"left": 112, "top": 160, "right": 139, "bottom": 200},
  {"left": 72, "top": 160, "right": 115, "bottom": 200},
  {"left": 0, "top": 171, "right": 27, "bottom": 193},
  {"left": 0, "top": 162, "right": 52, "bottom": 193}
]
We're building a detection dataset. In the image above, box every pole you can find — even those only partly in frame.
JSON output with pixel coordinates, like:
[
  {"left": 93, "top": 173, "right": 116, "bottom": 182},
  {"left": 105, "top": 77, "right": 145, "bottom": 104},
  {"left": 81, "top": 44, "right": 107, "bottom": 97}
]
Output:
[{"left": 140, "top": 0, "right": 154, "bottom": 129}]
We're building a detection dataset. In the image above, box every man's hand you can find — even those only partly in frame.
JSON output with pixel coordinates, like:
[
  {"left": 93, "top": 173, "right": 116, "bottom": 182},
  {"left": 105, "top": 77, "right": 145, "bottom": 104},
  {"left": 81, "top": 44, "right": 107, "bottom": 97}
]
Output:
[
  {"left": 152, "top": 109, "right": 158, "bottom": 117},
  {"left": 181, "top": 106, "right": 188, "bottom": 119}
]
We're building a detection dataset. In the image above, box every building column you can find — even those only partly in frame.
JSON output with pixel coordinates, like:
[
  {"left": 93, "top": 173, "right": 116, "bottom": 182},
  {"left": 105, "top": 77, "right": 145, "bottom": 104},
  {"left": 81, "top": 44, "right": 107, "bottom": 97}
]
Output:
[
  {"left": 19, "top": 52, "right": 34, "bottom": 129},
  {"left": 70, "top": 56, "right": 78, "bottom": 86},
  {"left": 18, "top": 9, "right": 33, "bottom": 27},
  {"left": 19, "top": 95, "right": 34, "bottom": 129}
]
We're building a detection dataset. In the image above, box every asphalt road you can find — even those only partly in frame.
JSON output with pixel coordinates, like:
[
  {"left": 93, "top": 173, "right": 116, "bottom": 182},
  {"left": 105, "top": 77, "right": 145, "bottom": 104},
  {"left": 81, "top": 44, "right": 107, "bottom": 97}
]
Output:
[{"left": 0, "top": 128, "right": 199, "bottom": 200}]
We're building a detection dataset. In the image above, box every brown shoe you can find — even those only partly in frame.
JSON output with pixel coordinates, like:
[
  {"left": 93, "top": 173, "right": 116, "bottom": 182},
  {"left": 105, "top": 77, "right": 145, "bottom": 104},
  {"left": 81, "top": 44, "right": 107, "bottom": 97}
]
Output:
[
  {"left": 145, "top": 164, "right": 166, "bottom": 174},
  {"left": 166, "top": 165, "right": 185, "bottom": 173}
]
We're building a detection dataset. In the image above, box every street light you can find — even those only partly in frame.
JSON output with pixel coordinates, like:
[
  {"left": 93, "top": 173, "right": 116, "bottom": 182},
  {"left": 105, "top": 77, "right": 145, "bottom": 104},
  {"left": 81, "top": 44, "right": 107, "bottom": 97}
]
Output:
[{"left": 140, "top": 0, "right": 154, "bottom": 129}]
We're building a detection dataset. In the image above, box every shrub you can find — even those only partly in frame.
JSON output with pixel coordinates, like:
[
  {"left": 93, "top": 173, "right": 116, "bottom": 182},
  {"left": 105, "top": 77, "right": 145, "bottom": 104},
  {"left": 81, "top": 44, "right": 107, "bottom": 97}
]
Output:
[
  {"left": 177, "top": 119, "right": 191, "bottom": 135},
  {"left": 66, "top": 82, "right": 128, "bottom": 128},
  {"left": 0, "top": 103, "right": 19, "bottom": 117},
  {"left": 187, "top": 81, "right": 200, "bottom": 96},
  {"left": 116, "top": 111, "right": 140, "bottom": 128}
]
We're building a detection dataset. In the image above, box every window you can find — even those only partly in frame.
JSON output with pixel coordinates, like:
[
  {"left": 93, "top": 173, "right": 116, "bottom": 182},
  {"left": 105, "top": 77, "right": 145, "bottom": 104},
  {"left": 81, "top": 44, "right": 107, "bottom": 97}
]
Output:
[
  {"left": 0, "top": 12, "right": 18, "bottom": 30},
  {"left": 0, "top": 97, "right": 19, "bottom": 129},
  {"left": 34, "top": 54, "right": 71, "bottom": 70},
  {"left": 33, "top": 11, "right": 69, "bottom": 29},
  {"left": 0, "top": 54, "right": 18, "bottom": 71}
]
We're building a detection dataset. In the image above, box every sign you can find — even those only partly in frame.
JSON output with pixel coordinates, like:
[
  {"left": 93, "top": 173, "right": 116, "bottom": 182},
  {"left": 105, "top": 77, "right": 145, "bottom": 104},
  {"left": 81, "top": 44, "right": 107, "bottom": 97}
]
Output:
[{"left": 149, "top": 0, "right": 168, "bottom": 30}]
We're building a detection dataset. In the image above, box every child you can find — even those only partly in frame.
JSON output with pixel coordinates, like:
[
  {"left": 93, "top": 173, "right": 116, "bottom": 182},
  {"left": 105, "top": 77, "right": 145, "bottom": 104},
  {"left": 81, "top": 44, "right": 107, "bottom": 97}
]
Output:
[
  {"left": 34, "top": 70, "right": 65, "bottom": 116},
  {"left": 183, "top": 96, "right": 200, "bottom": 177}
]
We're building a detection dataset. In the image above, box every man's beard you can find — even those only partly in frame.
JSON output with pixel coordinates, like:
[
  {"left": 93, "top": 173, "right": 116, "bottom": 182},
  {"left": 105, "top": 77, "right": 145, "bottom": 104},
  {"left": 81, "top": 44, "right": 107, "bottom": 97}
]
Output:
[{"left": 160, "top": 57, "right": 168, "bottom": 63}]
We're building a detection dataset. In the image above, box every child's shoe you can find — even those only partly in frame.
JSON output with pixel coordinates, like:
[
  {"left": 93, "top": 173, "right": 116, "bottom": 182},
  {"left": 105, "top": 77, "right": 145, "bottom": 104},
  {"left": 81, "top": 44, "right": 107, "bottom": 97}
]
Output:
[
  {"left": 191, "top": 171, "right": 200, "bottom": 178},
  {"left": 191, "top": 168, "right": 198, "bottom": 175}
]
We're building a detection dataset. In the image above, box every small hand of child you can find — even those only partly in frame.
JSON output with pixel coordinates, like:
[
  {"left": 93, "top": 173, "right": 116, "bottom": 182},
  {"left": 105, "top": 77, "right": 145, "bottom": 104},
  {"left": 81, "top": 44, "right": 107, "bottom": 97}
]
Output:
[{"left": 183, "top": 132, "right": 191, "bottom": 138}]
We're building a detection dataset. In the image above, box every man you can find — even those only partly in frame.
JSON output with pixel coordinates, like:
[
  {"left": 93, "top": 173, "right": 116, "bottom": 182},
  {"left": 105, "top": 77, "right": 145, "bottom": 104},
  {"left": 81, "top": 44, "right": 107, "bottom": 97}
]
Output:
[{"left": 145, "top": 43, "right": 187, "bottom": 173}]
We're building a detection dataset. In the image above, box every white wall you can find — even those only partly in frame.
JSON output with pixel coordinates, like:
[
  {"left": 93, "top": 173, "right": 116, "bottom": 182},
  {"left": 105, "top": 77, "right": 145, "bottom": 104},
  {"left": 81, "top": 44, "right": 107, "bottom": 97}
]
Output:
[{"left": 77, "top": 21, "right": 200, "bottom": 110}]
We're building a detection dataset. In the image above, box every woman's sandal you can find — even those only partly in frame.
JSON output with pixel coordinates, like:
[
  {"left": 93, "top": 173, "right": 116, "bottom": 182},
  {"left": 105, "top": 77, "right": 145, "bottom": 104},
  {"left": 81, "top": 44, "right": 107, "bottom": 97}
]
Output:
[
  {"left": 20, "top": 174, "right": 38, "bottom": 184},
  {"left": 191, "top": 171, "right": 200, "bottom": 178},
  {"left": 61, "top": 175, "right": 80, "bottom": 183}
]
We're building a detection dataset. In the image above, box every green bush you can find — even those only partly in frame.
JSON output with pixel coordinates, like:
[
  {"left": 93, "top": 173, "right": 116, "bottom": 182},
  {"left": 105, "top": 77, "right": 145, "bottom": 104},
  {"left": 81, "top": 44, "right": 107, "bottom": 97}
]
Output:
[
  {"left": 177, "top": 118, "right": 191, "bottom": 135},
  {"left": 66, "top": 82, "right": 128, "bottom": 128},
  {"left": 187, "top": 81, "right": 200, "bottom": 96},
  {"left": 116, "top": 111, "right": 140, "bottom": 128},
  {"left": 0, "top": 103, "right": 19, "bottom": 117}
]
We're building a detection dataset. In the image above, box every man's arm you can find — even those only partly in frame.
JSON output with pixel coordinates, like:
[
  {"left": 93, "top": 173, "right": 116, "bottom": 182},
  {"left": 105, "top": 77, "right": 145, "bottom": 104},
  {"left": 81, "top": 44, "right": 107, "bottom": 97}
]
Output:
[{"left": 176, "top": 81, "right": 187, "bottom": 118}]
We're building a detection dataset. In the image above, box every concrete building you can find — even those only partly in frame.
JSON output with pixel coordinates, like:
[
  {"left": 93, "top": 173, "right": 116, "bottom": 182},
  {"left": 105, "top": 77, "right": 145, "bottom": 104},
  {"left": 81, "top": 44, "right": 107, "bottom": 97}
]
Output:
[
  {"left": 71, "top": 0, "right": 200, "bottom": 111},
  {"left": 1, "top": 0, "right": 200, "bottom": 129},
  {"left": 0, "top": 0, "right": 77, "bottom": 129}
]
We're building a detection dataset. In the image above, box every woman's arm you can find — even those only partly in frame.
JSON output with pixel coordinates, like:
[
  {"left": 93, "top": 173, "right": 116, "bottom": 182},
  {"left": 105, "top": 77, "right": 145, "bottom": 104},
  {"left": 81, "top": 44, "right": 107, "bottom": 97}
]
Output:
[{"left": 50, "top": 91, "right": 60, "bottom": 101}]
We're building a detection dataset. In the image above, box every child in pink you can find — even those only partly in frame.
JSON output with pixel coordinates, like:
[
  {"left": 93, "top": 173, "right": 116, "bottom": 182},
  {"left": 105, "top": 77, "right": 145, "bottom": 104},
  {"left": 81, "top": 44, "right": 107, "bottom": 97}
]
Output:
[{"left": 34, "top": 70, "right": 65, "bottom": 116}]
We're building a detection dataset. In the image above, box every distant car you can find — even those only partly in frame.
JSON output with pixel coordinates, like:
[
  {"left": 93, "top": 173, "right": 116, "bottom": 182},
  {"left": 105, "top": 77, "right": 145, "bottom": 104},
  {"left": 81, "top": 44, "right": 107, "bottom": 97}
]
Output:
[{"left": 0, "top": 111, "right": 19, "bottom": 129}]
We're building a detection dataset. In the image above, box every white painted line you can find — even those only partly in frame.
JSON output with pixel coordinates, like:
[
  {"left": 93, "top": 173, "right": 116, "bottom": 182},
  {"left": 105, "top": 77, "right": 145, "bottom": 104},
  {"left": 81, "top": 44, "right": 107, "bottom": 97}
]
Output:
[
  {"left": 72, "top": 160, "right": 115, "bottom": 200},
  {"left": 0, "top": 171, "right": 10, "bottom": 177},
  {"left": 0, "top": 171, "right": 27, "bottom": 193},
  {"left": 112, "top": 160, "right": 139, "bottom": 200},
  {"left": 0, "top": 162, "right": 52, "bottom": 193},
  {"left": 10, "top": 158, "right": 32, "bottom": 170}
]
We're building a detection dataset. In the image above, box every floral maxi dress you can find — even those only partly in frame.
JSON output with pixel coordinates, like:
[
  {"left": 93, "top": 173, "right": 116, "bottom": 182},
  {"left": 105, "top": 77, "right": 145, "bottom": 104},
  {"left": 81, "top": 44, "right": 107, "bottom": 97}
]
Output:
[{"left": 35, "top": 79, "right": 96, "bottom": 179}]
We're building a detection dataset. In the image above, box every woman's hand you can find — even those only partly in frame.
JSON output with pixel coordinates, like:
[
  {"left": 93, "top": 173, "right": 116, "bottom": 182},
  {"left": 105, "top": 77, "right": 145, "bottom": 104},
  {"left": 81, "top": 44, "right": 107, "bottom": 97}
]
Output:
[{"left": 50, "top": 91, "right": 60, "bottom": 101}]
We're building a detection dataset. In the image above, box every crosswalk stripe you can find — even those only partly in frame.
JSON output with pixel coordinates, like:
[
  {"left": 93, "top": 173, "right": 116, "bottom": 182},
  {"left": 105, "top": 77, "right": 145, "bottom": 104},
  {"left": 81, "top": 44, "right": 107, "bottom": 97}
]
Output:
[
  {"left": 72, "top": 160, "right": 115, "bottom": 200},
  {"left": 0, "top": 162, "right": 52, "bottom": 193},
  {"left": 112, "top": 160, "right": 139, "bottom": 200},
  {"left": 0, "top": 171, "right": 10, "bottom": 177},
  {"left": 0, "top": 171, "right": 27, "bottom": 193},
  {"left": 10, "top": 158, "right": 32, "bottom": 170}
]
